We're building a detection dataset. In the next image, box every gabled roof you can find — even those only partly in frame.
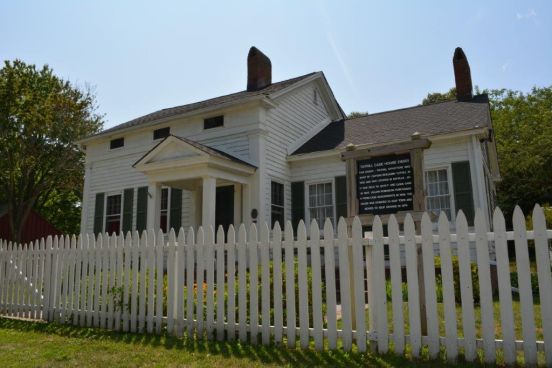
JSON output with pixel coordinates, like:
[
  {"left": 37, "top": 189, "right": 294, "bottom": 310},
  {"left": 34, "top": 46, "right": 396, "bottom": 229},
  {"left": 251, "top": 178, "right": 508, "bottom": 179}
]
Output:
[
  {"left": 133, "top": 135, "right": 256, "bottom": 169},
  {"left": 292, "top": 94, "right": 491, "bottom": 155},
  {"left": 83, "top": 72, "right": 318, "bottom": 142}
]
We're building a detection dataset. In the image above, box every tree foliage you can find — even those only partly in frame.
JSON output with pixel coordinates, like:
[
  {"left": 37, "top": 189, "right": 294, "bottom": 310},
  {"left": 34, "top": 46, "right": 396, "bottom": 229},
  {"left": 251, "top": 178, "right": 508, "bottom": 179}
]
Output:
[
  {"left": 487, "top": 86, "right": 552, "bottom": 220},
  {"left": 0, "top": 60, "right": 103, "bottom": 241},
  {"left": 347, "top": 111, "right": 369, "bottom": 119},
  {"left": 421, "top": 87, "right": 457, "bottom": 105}
]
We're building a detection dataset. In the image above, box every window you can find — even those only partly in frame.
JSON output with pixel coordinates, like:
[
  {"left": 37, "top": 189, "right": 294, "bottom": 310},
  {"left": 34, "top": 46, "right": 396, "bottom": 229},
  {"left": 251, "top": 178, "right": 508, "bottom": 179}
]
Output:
[
  {"left": 105, "top": 194, "right": 122, "bottom": 234},
  {"left": 271, "top": 181, "right": 284, "bottom": 228},
  {"left": 204, "top": 115, "right": 224, "bottom": 129},
  {"left": 160, "top": 188, "right": 169, "bottom": 233},
  {"left": 153, "top": 127, "right": 170, "bottom": 140},
  {"left": 308, "top": 182, "right": 334, "bottom": 228},
  {"left": 110, "top": 137, "right": 124, "bottom": 149},
  {"left": 425, "top": 169, "right": 452, "bottom": 219},
  {"left": 313, "top": 88, "right": 318, "bottom": 105}
]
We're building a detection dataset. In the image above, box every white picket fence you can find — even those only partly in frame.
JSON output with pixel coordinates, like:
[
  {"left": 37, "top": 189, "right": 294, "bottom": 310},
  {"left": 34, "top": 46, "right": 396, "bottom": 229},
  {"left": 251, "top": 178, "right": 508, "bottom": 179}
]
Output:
[{"left": 0, "top": 205, "right": 551, "bottom": 365}]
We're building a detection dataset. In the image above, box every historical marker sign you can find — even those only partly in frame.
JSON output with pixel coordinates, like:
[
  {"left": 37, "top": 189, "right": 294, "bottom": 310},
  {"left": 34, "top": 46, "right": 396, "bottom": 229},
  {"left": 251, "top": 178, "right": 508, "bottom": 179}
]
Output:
[{"left": 356, "top": 153, "right": 414, "bottom": 215}]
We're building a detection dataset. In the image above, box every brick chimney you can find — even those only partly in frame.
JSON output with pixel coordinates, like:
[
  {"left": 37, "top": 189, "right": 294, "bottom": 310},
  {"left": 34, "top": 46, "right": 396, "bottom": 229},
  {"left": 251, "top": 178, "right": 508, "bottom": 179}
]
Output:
[
  {"left": 247, "top": 47, "right": 272, "bottom": 91},
  {"left": 453, "top": 47, "right": 473, "bottom": 101}
]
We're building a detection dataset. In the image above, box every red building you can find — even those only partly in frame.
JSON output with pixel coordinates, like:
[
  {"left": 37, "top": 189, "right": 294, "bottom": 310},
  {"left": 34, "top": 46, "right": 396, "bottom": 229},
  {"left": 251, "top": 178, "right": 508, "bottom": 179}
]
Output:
[{"left": 0, "top": 208, "right": 61, "bottom": 244}]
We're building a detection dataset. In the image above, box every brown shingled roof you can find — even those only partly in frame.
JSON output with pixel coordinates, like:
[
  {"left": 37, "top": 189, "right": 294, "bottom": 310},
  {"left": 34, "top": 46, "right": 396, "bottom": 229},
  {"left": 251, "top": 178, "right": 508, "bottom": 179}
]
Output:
[{"left": 292, "top": 94, "right": 491, "bottom": 155}]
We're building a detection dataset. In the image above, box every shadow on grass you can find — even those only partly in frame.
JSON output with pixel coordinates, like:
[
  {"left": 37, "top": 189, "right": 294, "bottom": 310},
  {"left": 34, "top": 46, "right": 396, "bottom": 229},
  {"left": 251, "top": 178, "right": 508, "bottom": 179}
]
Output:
[{"left": 0, "top": 317, "right": 483, "bottom": 367}]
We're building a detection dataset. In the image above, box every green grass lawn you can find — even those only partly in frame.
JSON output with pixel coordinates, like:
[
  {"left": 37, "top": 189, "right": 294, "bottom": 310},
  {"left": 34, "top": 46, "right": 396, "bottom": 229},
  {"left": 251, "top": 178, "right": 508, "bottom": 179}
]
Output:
[{"left": 0, "top": 317, "right": 493, "bottom": 368}]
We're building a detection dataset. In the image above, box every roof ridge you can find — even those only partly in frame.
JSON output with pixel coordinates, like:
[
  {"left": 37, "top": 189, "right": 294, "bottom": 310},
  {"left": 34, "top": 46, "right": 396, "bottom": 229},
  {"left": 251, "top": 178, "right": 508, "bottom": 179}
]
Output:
[{"left": 345, "top": 94, "right": 487, "bottom": 122}]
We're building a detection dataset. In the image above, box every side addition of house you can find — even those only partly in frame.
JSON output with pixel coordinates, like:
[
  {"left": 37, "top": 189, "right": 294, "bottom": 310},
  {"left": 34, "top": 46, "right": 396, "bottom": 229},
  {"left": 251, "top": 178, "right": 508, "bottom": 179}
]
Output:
[{"left": 78, "top": 46, "right": 500, "bottom": 238}]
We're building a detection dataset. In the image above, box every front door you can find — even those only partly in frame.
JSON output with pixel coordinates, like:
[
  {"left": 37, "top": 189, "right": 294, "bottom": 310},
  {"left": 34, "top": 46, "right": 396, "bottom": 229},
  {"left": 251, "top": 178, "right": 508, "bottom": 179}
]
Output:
[{"left": 216, "top": 185, "right": 234, "bottom": 233}]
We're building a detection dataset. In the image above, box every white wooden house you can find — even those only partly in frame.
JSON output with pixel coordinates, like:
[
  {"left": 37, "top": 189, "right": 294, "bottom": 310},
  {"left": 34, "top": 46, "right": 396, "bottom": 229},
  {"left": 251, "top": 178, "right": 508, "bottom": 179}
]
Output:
[{"left": 77, "top": 47, "right": 500, "bottom": 239}]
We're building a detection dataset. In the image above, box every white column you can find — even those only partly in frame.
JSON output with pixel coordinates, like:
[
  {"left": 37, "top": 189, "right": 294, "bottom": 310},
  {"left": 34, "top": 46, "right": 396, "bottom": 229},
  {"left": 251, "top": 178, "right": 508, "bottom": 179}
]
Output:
[
  {"left": 147, "top": 182, "right": 162, "bottom": 232},
  {"left": 202, "top": 176, "right": 216, "bottom": 229},
  {"left": 80, "top": 163, "right": 92, "bottom": 234}
]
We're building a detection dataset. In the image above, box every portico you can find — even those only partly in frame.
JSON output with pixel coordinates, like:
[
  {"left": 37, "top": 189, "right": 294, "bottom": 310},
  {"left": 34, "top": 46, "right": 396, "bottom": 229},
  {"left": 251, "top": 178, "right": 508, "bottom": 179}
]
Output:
[{"left": 133, "top": 135, "right": 256, "bottom": 232}]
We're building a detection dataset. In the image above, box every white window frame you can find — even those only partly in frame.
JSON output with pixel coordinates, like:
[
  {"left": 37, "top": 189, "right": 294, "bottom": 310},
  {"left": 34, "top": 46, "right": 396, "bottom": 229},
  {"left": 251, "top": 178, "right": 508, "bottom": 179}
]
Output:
[
  {"left": 270, "top": 179, "right": 285, "bottom": 229},
  {"left": 160, "top": 186, "right": 171, "bottom": 233},
  {"left": 104, "top": 191, "right": 123, "bottom": 234},
  {"left": 424, "top": 165, "right": 456, "bottom": 221},
  {"left": 304, "top": 178, "right": 336, "bottom": 230},
  {"left": 109, "top": 137, "right": 125, "bottom": 151}
]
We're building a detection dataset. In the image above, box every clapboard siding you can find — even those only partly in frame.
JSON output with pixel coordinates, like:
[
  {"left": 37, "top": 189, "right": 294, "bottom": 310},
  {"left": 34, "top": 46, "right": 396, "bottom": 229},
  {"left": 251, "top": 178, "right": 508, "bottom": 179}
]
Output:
[
  {"left": 264, "top": 83, "right": 331, "bottom": 223},
  {"left": 82, "top": 104, "right": 259, "bottom": 234}
]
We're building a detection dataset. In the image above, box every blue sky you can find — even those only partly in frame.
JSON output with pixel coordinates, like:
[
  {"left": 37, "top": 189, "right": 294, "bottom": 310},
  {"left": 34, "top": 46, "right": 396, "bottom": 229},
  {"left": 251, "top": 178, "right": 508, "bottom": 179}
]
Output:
[{"left": 1, "top": 1, "right": 551, "bottom": 129}]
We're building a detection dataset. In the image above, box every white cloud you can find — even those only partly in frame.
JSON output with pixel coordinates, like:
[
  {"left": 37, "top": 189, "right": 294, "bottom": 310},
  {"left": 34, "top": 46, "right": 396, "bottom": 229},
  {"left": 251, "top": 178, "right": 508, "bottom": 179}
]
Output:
[{"left": 516, "top": 9, "right": 537, "bottom": 20}]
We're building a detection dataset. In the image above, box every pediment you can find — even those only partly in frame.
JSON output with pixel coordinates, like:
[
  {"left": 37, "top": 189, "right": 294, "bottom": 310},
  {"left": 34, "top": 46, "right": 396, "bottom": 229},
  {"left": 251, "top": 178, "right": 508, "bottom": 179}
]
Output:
[{"left": 144, "top": 141, "right": 203, "bottom": 165}]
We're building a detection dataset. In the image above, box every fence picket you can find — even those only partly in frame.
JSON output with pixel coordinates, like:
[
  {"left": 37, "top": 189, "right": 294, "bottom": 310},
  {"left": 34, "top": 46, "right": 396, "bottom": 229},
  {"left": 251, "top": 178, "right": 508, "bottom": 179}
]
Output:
[
  {"left": 513, "top": 206, "right": 537, "bottom": 365},
  {"left": 100, "top": 233, "right": 110, "bottom": 329},
  {"left": 474, "top": 209, "right": 496, "bottom": 363},
  {"left": 437, "top": 213, "right": 458, "bottom": 361},
  {"left": 155, "top": 229, "right": 165, "bottom": 334},
  {"left": 404, "top": 214, "right": 421, "bottom": 357},
  {"left": 216, "top": 225, "right": 226, "bottom": 341},
  {"left": 226, "top": 226, "right": 236, "bottom": 341},
  {"left": 284, "top": 222, "right": 296, "bottom": 348},
  {"left": 272, "top": 222, "right": 283, "bottom": 344},
  {"left": 421, "top": 213, "right": 439, "bottom": 358},
  {"left": 310, "top": 220, "right": 324, "bottom": 350},
  {"left": 146, "top": 230, "right": 155, "bottom": 334},
  {"left": 107, "top": 234, "right": 117, "bottom": 330},
  {"left": 456, "top": 211, "right": 476, "bottom": 361},
  {"left": 115, "top": 233, "right": 124, "bottom": 331},
  {"left": 297, "top": 220, "right": 309, "bottom": 349},
  {"left": 205, "top": 226, "right": 215, "bottom": 338},
  {"left": 237, "top": 224, "right": 247, "bottom": 342},
  {"left": 249, "top": 223, "right": 259, "bottom": 345},
  {"left": 73, "top": 236, "right": 82, "bottom": 325},
  {"left": 196, "top": 227, "right": 205, "bottom": 336},
  {"left": 130, "top": 231, "right": 140, "bottom": 333},
  {"left": 493, "top": 208, "right": 515, "bottom": 365},
  {"left": 138, "top": 231, "right": 147, "bottom": 332},
  {"left": 0, "top": 241, "right": 5, "bottom": 313},
  {"left": 372, "top": 216, "right": 388, "bottom": 353},
  {"left": 337, "top": 217, "right": 353, "bottom": 351},
  {"left": 323, "top": 219, "right": 337, "bottom": 350},
  {"left": 260, "top": 222, "right": 271, "bottom": 345},
  {"left": 167, "top": 229, "right": 177, "bottom": 335},
  {"left": 122, "top": 232, "right": 132, "bottom": 332},
  {"left": 533, "top": 204, "right": 552, "bottom": 365},
  {"left": 176, "top": 228, "right": 186, "bottom": 337},
  {"left": 388, "top": 215, "right": 404, "bottom": 354},
  {"left": 186, "top": 228, "right": 195, "bottom": 336},
  {"left": 351, "top": 217, "right": 367, "bottom": 351},
  {"left": 92, "top": 235, "right": 101, "bottom": 327}
]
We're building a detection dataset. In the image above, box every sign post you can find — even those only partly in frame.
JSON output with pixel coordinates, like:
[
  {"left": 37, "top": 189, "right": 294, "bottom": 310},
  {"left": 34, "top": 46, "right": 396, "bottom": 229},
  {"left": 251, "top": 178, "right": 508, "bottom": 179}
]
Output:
[{"left": 341, "top": 133, "right": 431, "bottom": 334}]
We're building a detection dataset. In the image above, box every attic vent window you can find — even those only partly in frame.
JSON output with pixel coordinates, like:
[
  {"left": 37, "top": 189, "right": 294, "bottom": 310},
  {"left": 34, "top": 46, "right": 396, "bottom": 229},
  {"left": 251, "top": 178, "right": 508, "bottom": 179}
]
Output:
[
  {"left": 110, "top": 137, "right": 124, "bottom": 149},
  {"left": 153, "top": 127, "right": 170, "bottom": 140},
  {"left": 204, "top": 115, "right": 224, "bottom": 130},
  {"left": 313, "top": 89, "right": 318, "bottom": 105}
]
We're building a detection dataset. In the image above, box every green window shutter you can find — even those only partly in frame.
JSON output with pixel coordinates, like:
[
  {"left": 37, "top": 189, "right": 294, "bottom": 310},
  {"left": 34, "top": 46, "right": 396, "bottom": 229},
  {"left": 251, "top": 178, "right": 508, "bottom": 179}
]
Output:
[
  {"left": 452, "top": 161, "right": 475, "bottom": 225},
  {"left": 170, "top": 188, "right": 183, "bottom": 231},
  {"left": 136, "top": 186, "right": 148, "bottom": 233},
  {"left": 335, "top": 176, "right": 347, "bottom": 221},
  {"left": 122, "top": 188, "right": 134, "bottom": 233},
  {"left": 291, "top": 181, "right": 305, "bottom": 231},
  {"left": 93, "top": 192, "right": 105, "bottom": 236}
]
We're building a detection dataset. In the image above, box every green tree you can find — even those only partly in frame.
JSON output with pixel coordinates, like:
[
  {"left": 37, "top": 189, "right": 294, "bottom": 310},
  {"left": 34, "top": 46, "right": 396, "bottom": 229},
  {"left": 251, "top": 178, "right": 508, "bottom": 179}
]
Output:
[
  {"left": 421, "top": 87, "right": 456, "bottom": 105},
  {"left": 0, "top": 60, "right": 103, "bottom": 241},
  {"left": 347, "top": 111, "right": 369, "bottom": 119},
  {"left": 487, "top": 87, "right": 552, "bottom": 220}
]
